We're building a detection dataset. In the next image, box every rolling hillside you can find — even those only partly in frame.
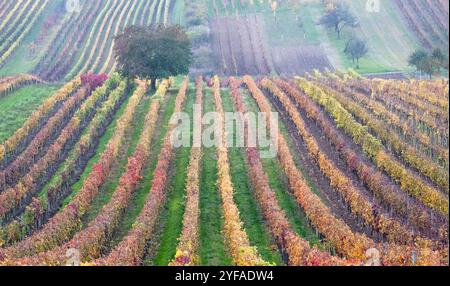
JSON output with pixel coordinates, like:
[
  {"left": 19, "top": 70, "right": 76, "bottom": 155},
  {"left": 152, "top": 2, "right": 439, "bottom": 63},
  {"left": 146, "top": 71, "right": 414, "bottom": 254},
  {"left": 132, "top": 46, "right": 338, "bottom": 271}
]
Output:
[
  {"left": 0, "top": 0, "right": 176, "bottom": 79},
  {"left": 0, "top": 0, "right": 448, "bottom": 78},
  {"left": 0, "top": 0, "right": 448, "bottom": 267}
]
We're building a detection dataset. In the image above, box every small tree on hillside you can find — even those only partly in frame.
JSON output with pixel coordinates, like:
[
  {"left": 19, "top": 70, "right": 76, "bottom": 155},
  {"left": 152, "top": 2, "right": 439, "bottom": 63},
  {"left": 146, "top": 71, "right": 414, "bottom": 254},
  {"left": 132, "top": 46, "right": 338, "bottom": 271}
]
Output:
[
  {"left": 431, "top": 48, "right": 447, "bottom": 73},
  {"left": 344, "top": 37, "right": 368, "bottom": 68},
  {"left": 114, "top": 25, "right": 192, "bottom": 90},
  {"left": 320, "top": 3, "right": 358, "bottom": 39},
  {"left": 408, "top": 49, "right": 444, "bottom": 79}
]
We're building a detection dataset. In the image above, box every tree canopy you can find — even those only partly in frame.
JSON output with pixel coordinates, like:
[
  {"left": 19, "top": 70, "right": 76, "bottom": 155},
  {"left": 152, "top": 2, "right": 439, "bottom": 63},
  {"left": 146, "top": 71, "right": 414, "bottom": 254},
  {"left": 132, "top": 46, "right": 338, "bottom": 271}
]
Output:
[
  {"left": 320, "top": 3, "right": 358, "bottom": 39},
  {"left": 344, "top": 37, "right": 369, "bottom": 68},
  {"left": 114, "top": 25, "right": 192, "bottom": 89},
  {"left": 408, "top": 48, "right": 448, "bottom": 78}
]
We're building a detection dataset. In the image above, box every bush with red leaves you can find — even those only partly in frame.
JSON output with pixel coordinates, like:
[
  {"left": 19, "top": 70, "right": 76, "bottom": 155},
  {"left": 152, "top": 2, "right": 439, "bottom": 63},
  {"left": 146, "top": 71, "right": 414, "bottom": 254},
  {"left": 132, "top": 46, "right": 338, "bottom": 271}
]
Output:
[{"left": 81, "top": 72, "right": 108, "bottom": 91}]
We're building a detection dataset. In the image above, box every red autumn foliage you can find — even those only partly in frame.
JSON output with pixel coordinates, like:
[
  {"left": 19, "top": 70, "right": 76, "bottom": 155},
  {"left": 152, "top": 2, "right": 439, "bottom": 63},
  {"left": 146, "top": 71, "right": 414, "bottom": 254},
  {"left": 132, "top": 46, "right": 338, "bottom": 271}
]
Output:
[{"left": 81, "top": 72, "right": 108, "bottom": 92}]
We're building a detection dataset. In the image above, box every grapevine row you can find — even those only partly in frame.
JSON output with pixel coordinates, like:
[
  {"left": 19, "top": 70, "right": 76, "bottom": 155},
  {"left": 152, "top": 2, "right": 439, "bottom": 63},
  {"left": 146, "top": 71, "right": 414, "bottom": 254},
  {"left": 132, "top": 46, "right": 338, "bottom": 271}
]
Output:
[
  {"left": 0, "top": 1, "right": 15, "bottom": 22},
  {"left": 91, "top": 0, "right": 133, "bottom": 74},
  {"left": 0, "top": 80, "right": 152, "bottom": 262},
  {"left": 163, "top": 0, "right": 171, "bottom": 24},
  {"left": 97, "top": 0, "right": 137, "bottom": 74},
  {"left": 248, "top": 76, "right": 443, "bottom": 265},
  {"left": 170, "top": 77, "right": 203, "bottom": 266},
  {"left": 408, "top": 0, "right": 448, "bottom": 48},
  {"left": 312, "top": 80, "right": 448, "bottom": 193},
  {"left": 403, "top": 79, "right": 449, "bottom": 110},
  {"left": 239, "top": 76, "right": 354, "bottom": 266},
  {"left": 0, "top": 76, "right": 111, "bottom": 224},
  {"left": 422, "top": 0, "right": 449, "bottom": 34},
  {"left": 35, "top": 0, "right": 105, "bottom": 81},
  {"left": 0, "top": 81, "right": 88, "bottom": 179},
  {"left": 296, "top": 78, "right": 448, "bottom": 216},
  {"left": 155, "top": 0, "right": 166, "bottom": 25},
  {"left": 77, "top": 0, "right": 126, "bottom": 76},
  {"left": 131, "top": 0, "right": 147, "bottom": 26},
  {"left": 274, "top": 79, "right": 446, "bottom": 241},
  {"left": 144, "top": 0, "right": 158, "bottom": 26},
  {"left": 343, "top": 79, "right": 448, "bottom": 143},
  {"left": 0, "top": 75, "right": 126, "bottom": 245},
  {"left": 0, "top": 79, "right": 160, "bottom": 265},
  {"left": 0, "top": 0, "right": 25, "bottom": 35},
  {"left": 213, "top": 76, "right": 267, "bottom": 266},
  {"left": 261, "top": 78, "right": 438, "bottom": 247},
  {"left": 319, "top": 77, "right": 449, "bottom": 166},
  {"left": 109, "top": 0, "right": 160, "bottom": 73},
  {"left": 97, "top": 0, "right": 161, "bottom": 75},
  {"left": 0, "top": 0, "right": 50, "bottom": 67},
  {"left": 370, "top": 79, "right": 448, "bottom": 124},
  {"left": 0, "top": 74, "right": 42, "bottom": 99},
  {"left": 394, "top": 0, "right": 433, "bottom": 49},
  {"left": 66, "top": 0, "right": 117, "bottom": 80},
  {"left": 0, "top": 85, "right": 88, "bottom": 191},
  {"left": 427, "top": 0, "right": 449, "bottom": 30},
  {"left": 0, "top": 79, "right": 80, "bottom": 165},
  {"left": 0, "top": 0, "right": 32, "bottom": 44},
  {"left": 94, "top": 79, "right": 185, "bottom": 266}
]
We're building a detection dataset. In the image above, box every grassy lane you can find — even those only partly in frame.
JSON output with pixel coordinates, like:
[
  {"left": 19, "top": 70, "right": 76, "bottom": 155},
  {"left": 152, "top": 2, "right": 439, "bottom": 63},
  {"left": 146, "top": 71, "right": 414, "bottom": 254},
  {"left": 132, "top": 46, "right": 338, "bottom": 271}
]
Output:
[
  {"left": 198, "top": 88, "right": 232, "bottom": 266},
  {"left": 0, "top": 84, "right": 61, "bottom": 142},
  {"left": 151, "top": 88, "right": 195, "bottom": 266},
  {"left": 221, "top": 89, "right": 283, "bottom": 265},
  {"left": 242, "top": 89, "right": 322, "bottom": 247},
  {"left": 112, "top": 89, "right": 177, "bottom": 252},
  {"left": 171, "top": 0, "right": 185, "bottom": 25},
  {"left": 80, "top": 86, "right": 149, "bottom": 225}
]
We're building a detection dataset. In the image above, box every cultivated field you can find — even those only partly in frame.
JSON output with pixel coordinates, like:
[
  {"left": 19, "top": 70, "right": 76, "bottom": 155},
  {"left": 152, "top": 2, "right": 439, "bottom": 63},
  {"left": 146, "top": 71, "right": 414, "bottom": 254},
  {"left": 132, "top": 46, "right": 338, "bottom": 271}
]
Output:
[{"left": 0, "top": 0, "right": 448, "bottom": 266}]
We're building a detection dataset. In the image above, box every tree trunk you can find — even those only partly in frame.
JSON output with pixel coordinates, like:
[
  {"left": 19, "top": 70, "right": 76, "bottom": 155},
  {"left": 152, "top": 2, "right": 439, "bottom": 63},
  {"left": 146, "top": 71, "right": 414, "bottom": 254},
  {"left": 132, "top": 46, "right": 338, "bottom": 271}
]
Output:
[
  {"left": 127, "top": 77, "right": 134, "bottom": 89},
  {"left": 151, "top": 78, "right": 157, "bottom": 91}
]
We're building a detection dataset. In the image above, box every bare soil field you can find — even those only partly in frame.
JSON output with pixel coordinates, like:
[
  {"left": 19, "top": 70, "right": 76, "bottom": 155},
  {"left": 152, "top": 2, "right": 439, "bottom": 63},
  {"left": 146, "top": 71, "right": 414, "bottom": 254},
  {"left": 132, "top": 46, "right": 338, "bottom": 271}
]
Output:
[{"left": 210, "top": 14, "right": 333, "bottom": 76}]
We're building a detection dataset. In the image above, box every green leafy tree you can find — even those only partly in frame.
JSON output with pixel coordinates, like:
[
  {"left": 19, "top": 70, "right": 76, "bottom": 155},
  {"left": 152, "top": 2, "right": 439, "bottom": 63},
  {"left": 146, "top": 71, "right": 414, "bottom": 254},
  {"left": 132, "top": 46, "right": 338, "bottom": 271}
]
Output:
[
  {"left": 431, "top": 48, "right": 447, "bottom": 72},
  {"left": 320, "top": 3, "right": 358, "bottom": 39},
  {"left": 408, "top": 50, "right": 427, "bottom": 66},
  {"left": 344, "top": 37, "right": 368, "bottom": 68},
  {"left": 408, "top": 49, "right": 446, "bottom": 79},
  {"left": 114, "top": 25, "right": 192, "bottom": 90}
]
